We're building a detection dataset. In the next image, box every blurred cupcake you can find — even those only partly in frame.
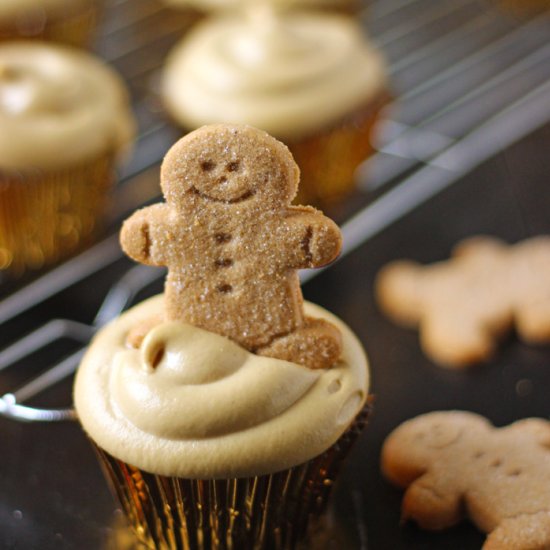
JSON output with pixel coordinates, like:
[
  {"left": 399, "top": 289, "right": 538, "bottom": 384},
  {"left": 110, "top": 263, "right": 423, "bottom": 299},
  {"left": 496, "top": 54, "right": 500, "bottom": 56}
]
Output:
[
  {"left": 0, "top": 42, "right": 135, "bottom": 277},
  {"left": 161, "top": 6, "right": 388, "bottom": 206},
  {"left": 0, "top": 0, "right": 101, "bottom": 48},
  {"left": 163, "top": 0, "right": 362, "bottom": 15},
  {"left": 74, "top": 124, "right": 371, "bottom": 549}
]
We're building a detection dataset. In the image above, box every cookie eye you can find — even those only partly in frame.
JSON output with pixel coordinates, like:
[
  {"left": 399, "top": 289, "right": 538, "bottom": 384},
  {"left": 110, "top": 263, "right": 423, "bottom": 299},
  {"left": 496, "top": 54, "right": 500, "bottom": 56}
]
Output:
[
  {"left": 216, "top": 283, "right": 233, "bottom": 293},
  {"left": 200, "top": 160, "right": 216, "bottom": 172},
  {"left": 226, "top": 161, "right": 240, "bottom": 172},
  {"left": 214, "top": 233, "right": 232, "bottom": 244}
]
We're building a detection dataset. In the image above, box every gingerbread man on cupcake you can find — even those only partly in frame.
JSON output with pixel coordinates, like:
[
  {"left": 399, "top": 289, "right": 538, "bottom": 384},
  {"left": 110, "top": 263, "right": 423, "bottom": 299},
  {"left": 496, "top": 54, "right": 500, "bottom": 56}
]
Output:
[{"left": 121, "top": 124, "right": 343, "bottom": 370}]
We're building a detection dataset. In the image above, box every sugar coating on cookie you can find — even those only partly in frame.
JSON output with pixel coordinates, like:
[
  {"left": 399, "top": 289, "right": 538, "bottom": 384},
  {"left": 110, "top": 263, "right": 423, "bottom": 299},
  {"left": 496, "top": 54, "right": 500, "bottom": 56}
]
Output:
[
  {"left": 375, "top": 236, "right": 550, "bottom": 368},
  {"left": 121, "top": 123, "right": 343, "bottom": 369},
  {"left": 382, "top": 411, "right": 550, "bottom": 550}
]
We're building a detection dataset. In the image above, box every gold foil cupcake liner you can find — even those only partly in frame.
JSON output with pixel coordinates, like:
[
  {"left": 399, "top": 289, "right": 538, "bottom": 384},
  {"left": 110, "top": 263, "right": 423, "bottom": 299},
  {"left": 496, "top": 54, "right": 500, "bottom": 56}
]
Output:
[
  {"left": 93, "top": 404, "right": 371, "bottom": 550},
  {"left": 0, "top": 153, "right": 115, "bottom": 277},
  {"left": 0, "top": 1, "right": 100, "bottom": 47},
  {"left": 290, "top": 92, "right": 389, "bottom": 207}
]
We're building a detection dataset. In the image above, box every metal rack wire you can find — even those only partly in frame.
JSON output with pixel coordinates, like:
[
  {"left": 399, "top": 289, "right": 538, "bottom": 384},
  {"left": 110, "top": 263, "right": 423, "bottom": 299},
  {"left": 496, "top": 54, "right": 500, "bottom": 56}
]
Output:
[{"left": 1, "top": 0, "right": 549, "bottom": 422}]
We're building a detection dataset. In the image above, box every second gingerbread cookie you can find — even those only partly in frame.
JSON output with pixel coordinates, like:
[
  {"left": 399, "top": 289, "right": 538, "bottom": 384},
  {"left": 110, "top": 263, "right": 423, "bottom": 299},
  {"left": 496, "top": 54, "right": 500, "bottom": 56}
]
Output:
[{"left": 121, "top": 124, "right": 343, "bottom": 370}]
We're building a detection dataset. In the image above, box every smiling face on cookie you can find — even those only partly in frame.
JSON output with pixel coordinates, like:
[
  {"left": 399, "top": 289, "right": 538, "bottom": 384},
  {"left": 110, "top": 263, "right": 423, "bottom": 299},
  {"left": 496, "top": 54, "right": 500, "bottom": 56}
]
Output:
[{"left": 161, "top": 124, "right": 299, "bottom": 210}]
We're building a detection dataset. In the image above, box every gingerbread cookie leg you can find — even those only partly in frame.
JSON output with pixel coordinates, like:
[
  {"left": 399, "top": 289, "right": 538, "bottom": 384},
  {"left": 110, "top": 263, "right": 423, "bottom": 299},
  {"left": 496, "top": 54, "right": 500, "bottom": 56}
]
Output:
[
  {"left": 256, "top": 317, "right": 343, "bottom": 370},
  {"left": 484, "top": 511, "right": 550, "bottom": 550}
]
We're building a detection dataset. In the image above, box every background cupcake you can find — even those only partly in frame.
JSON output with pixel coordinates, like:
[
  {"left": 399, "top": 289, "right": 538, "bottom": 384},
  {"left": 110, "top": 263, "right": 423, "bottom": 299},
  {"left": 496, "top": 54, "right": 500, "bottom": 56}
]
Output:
[
  {"left": 0, "top": 0, "right": 101, "bottom": 48},
  {"left": 163, "top": 0, "right": 363, "bottom": 15},
  {"left": 0, "top": 42, "right": 135, "bottom": 277},
  {"left": 161, "top": 5, "right": 388, "bottom": 207}
]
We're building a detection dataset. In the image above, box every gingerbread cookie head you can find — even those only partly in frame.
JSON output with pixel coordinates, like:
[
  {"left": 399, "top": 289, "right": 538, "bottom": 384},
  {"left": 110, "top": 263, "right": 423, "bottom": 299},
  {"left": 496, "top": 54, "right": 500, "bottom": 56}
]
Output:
[
  {"left": 121, "top": 123, "right": 343, "bottom": 370},
  {"left": 160, "top": 124, "right": 300, "bottom": 212},
  {"left": 381, "top": 411, "right": 491, "bottom": 486},
  {"left": 382, "top": 411, "right": 550, "bottom": 549}
]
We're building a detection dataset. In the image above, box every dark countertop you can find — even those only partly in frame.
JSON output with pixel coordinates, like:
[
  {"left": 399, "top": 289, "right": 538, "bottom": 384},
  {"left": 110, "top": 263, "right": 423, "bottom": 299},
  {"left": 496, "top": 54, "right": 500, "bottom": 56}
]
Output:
[{"left": 1, "top": 123, "right": 549, "bottom": 550}]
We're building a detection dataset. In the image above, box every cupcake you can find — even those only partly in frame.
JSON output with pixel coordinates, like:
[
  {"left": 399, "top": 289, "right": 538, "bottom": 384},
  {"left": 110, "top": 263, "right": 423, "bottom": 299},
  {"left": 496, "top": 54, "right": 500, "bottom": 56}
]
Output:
[
  {"left": 74, "top": 124, "right": 370, "bottom": 549},
  {"left": 161, "top": 6, "right": 388, "bottom": 206},
  {"left": 163, "top": 0, "right": 362, "bottom": 15},
  {"left": 0, "top": 42, "right": 135, "bottom": 277},
  {"left": 0, "top": 0, "right": 100, "bottom": 48}
]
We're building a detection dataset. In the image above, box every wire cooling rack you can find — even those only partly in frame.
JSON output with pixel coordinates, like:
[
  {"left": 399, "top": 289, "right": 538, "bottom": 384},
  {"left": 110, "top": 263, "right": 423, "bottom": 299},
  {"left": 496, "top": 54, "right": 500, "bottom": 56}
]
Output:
[{"left": 0, "top": 0, "right": 549, "bottom": 422}]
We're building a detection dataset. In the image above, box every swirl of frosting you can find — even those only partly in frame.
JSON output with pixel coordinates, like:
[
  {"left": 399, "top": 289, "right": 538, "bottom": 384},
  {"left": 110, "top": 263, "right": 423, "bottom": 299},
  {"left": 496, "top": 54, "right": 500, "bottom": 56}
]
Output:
[
  {"left": 111, "top": 321, "right": 321, "bottom": 439},
  {"left": 74, "top": 296, "right": 369, "bottom": 478},
  {"left": 0, "top": 42, "right": 135, "bottom": 171},
  {"left": 162, "top": 11, "right": 386, "bottom": 139}
]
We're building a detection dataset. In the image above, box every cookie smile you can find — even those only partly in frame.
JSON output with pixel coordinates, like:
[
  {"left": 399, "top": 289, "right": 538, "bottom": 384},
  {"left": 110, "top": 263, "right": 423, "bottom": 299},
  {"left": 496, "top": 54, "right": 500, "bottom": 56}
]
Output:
[{"left": 190, "top": 186, "right": 256, "bottom": 203}]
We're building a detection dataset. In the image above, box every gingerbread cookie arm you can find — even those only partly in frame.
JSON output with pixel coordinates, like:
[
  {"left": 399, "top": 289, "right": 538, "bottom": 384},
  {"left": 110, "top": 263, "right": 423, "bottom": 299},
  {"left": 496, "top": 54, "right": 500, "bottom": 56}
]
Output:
[
  {"left": 282, "top": 206, "right": 342, "bottom": 269},
  {"left": 484, "top": 511, "right": 550, "bottom": 550},
  {"left": 120, "top": 204, "right": 171, "bottom": 266},
  {"left": 503, "top": 418, "right": 550, "bottom": 447},
  {"left": 402, "top": 472, "right": 464, "bottom": 530},
  {"left": 375, "top": 260, "right": 425, "bottom": 327}
]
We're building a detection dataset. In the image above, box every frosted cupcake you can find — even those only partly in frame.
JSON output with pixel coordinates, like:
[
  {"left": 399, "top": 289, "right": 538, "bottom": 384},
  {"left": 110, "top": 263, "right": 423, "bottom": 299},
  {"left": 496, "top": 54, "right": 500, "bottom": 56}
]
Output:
[
  {"left": 74, "top": 124, "right": 370, "bottom": 549},
  {"left": 0, "top": 0, "right": 100, "bottom": 48},
  {"left": 0, "top": 42, "right": 135, "bottom": 277},
  {"left": 162, "top": 6, "right": 388, "bottom": 206},
  {"left": 163, "top": 0, "right": 362, "bottom": 14}
]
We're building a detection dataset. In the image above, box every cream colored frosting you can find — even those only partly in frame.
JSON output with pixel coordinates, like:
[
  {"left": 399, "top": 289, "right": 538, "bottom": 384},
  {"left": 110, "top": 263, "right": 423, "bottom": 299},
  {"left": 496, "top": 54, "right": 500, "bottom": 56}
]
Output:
[
  {"left": 74, "top": 296, "right": 369, "bottom": 478},
  {"left": 163, "top": 0, "right": 356, "bottom": 12},
  {"left": 0, "top": 42, "right": 135, "bottom": 171},
  {"left": 0, "top": 0, "right": 91, "bottom": 22},
  {"left": 162, "top": 10, "right": 386, "bottom": 139}
]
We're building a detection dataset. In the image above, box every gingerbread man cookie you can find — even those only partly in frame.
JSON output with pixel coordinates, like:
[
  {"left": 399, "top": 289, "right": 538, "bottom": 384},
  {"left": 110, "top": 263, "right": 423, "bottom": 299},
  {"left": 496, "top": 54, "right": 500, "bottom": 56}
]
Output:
[
  {"left": 382, "top": 411, "right": 550, "bottom": 550},
  {"left": 375, "top": 236, "right": 550, "bottom": 367},
  {"left": 121, "top": 124, "right": 343, "bottom": 369}
]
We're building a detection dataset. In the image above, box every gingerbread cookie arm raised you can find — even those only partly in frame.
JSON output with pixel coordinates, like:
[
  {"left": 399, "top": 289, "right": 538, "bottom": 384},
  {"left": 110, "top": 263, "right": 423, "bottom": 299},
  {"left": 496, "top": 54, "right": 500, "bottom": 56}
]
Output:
[
  {"left": 282, "top": 206, "right": 343, "bottom": 269},
  {"left": 120, "top": 204, "right": 174, "bottom": 266}
]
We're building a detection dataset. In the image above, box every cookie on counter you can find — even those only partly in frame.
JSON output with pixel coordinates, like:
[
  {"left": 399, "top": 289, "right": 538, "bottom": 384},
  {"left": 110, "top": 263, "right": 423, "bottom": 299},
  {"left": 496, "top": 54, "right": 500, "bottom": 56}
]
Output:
[
  {"left": 382, "top": 411, "right": 550, "bottom": 550},
  {"left": 375, "top": 236, "right": 550, "bottom": 368}
]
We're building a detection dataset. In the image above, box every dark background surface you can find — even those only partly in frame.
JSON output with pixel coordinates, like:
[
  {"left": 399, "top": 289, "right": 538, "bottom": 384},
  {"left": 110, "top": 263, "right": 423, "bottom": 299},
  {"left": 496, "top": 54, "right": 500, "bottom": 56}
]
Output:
[
  {"left": 1, "top": 123, "right": 549, "bottom": 549},
  {"left": 1, "top": 0, "right": 550, "bottom": 546}
]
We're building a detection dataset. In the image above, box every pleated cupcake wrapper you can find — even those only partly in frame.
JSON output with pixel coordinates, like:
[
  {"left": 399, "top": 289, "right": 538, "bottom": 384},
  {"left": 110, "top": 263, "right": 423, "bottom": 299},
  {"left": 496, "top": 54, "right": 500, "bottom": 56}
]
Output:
[
  {"left": 93, "top": 404, "right": 371, "bottom": 550},
  {"left": 290, "top": 91, "right": 390, "bottom": 207},
  {"left": 0, "top": 1, "right": 100, "bottom": 47},
  {"left": 0, "top": 153, "right": 115, "bottom": 277}
]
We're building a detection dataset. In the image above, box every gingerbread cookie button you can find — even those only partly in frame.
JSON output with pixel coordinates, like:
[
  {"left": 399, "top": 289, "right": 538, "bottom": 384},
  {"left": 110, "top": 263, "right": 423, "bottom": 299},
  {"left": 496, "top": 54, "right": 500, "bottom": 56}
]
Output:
[
  {"left": 121, "top": 123, "right": 343, "bottom": 370},
  {"left": 382, "top": 411, "right": 550, "bottom": 550},
  {"left": 375, "top": 236, "right": 550, "bottom": 368}
]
